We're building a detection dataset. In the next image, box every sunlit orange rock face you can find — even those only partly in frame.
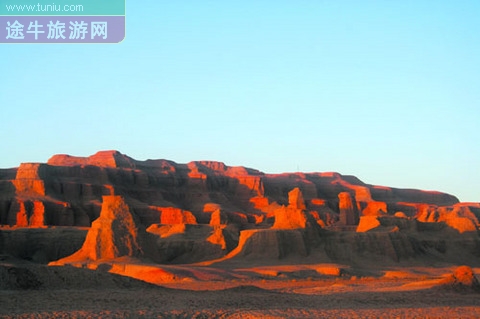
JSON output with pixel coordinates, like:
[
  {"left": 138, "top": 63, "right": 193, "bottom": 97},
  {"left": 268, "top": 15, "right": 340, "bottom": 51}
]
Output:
[
  {"left": 416, "top": 204, "right": 479, "bottom": 233},
  {"left": 209, "top": 209, "right": 229, "bottom": 226},
  {"left": 152, "top": 207, "right": 197, "bottom": 225},
  {"left": 12, "top": 163, "right": 47, "bottom": 195},
  {"left": 288, "top": 187, "right": 306, "bottom": 210},
  {"left": 5, "top": 164, "right": 48, "bottom": 227},
  {"left": 48, "top": 150, "right": 136, "bottom": 168},
  {"left": 1, "top": 151, "right": 479, "bottom": 266},
  {"left": 272, "top": 188, "right": 316, "bottom": 230},
  {"left": 361, "top": 201, "right": 388, "bottom": 216},
  {"left": 12, "top": 200, "right": 45, "bottom": 227},
  {"left": 0, "top": 150, "right": 476, "bottom": 237},
  {"left": 52, "top": 195, "right": 148, "bottom": 263},
  {"left": 356, "top": 216, "right": 382, "bottom": 232}
]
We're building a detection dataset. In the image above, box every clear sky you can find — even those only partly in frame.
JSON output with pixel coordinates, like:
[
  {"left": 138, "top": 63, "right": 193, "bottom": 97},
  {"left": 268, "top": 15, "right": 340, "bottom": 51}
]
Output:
[{"left": 1, "top": 1, "right": 479, "bottom": 202}]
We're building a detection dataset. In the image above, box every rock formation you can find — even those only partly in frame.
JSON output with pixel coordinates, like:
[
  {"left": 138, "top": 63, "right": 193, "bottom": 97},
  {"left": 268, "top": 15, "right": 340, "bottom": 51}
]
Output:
[
  {"left": 272, "top": 188, "right": 320, "bottom": 231},
  {"left": 0, "top": 150, "right": 465, "bottom": 230},
  {"left": 52, "top": 195, "right": 150, "bottom": 263},
  {"left": 206, "top": 188, "right": 322, "bottom": 262},
  {"left": 417, "top": 204, "right": 479, "bottom": 234},
  {"left": 356, "top": 215, "right": 416, "bottom": 233},
  {"left": 439, "top": 265, "right": 480, "bottom": 293},
  {"left": 356, "top": 216, "right": 382, "bottom": 233},
  {"left": 158, "top": 207, "right": 197, "bottom": 225},
  {"left": 209, "top": 209, "right": 229, "bottom": 226},
  {"left": 221, "top": 229, "right": 309, "bottom": 260},
  {"left": 361, "top": 201, "right": 388, "bottom": 216},
  {"left": 145, "top": 223, "right": 239, "bottom": 264},
  {"left": 338, "top": 192, "right": 359, "bottom": 226},
  {"left": 0, "top": 150, "right": 479, "bottom": 266},
  {"left": 288, "top": 187, "right": 306, "bottom": 210},
  {"left": 47, "top": 150, "right": 136, "bottom": 168}
]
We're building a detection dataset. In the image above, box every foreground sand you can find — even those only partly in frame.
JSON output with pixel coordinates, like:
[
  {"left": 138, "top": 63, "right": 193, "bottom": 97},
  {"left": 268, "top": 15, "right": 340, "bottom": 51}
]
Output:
[
  {"left": 1, "top": 261, "right": 480, "bottom": 318},
  {"left": 2, "top": 287, "right": 480, "bottom": 318}
]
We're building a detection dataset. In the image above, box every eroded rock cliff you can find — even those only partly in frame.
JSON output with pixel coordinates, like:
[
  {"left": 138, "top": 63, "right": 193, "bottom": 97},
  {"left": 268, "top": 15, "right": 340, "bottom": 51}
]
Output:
[
  {"left": 0, "top": 150, "right": 478, "bottom": 266},
  {"left": 0, "top": 151, "right": 465, "bottom": 229}
]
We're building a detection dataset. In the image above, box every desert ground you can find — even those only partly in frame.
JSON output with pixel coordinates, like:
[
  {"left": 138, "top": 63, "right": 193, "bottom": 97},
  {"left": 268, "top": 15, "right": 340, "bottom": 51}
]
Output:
[{"left": 1, "top": 256, "right": 479, "bottom": 319}]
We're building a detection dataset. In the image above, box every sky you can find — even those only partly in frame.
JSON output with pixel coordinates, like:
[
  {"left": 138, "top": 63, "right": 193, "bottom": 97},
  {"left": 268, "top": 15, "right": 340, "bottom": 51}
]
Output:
[{"left": 1, "top": 1, "right": 479, "bottom": 202}]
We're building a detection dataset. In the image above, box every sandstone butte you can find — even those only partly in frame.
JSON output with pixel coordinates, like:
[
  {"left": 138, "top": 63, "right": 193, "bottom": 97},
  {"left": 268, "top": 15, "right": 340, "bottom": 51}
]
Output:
[{"left": 0, "top": 150, "right": 479, "bottom": 267}]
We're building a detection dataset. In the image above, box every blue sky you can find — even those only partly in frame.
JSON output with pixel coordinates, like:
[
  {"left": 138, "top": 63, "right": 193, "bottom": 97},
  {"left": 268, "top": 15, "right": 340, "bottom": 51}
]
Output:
[{"left": 1, "top": 1, "right": 479, "bottom": 202}]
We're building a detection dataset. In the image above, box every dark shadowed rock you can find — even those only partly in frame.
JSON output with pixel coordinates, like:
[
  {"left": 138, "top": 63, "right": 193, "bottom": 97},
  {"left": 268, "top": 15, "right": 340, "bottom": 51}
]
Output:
[{"left": 338, "top": 192, "right": 359, "bottom": 226}]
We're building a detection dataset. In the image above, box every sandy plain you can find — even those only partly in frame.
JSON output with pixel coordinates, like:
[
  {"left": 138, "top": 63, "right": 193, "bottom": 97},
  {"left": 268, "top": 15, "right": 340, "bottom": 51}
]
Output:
[{"left": 1, "top": 257, "right": 479, "bottom": 319}]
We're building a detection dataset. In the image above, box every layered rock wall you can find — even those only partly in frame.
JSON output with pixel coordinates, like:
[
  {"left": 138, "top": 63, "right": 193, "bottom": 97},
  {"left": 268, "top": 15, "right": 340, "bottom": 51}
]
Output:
[{"left": 0, "top": 151, "right": 472, "bottom": 235}]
